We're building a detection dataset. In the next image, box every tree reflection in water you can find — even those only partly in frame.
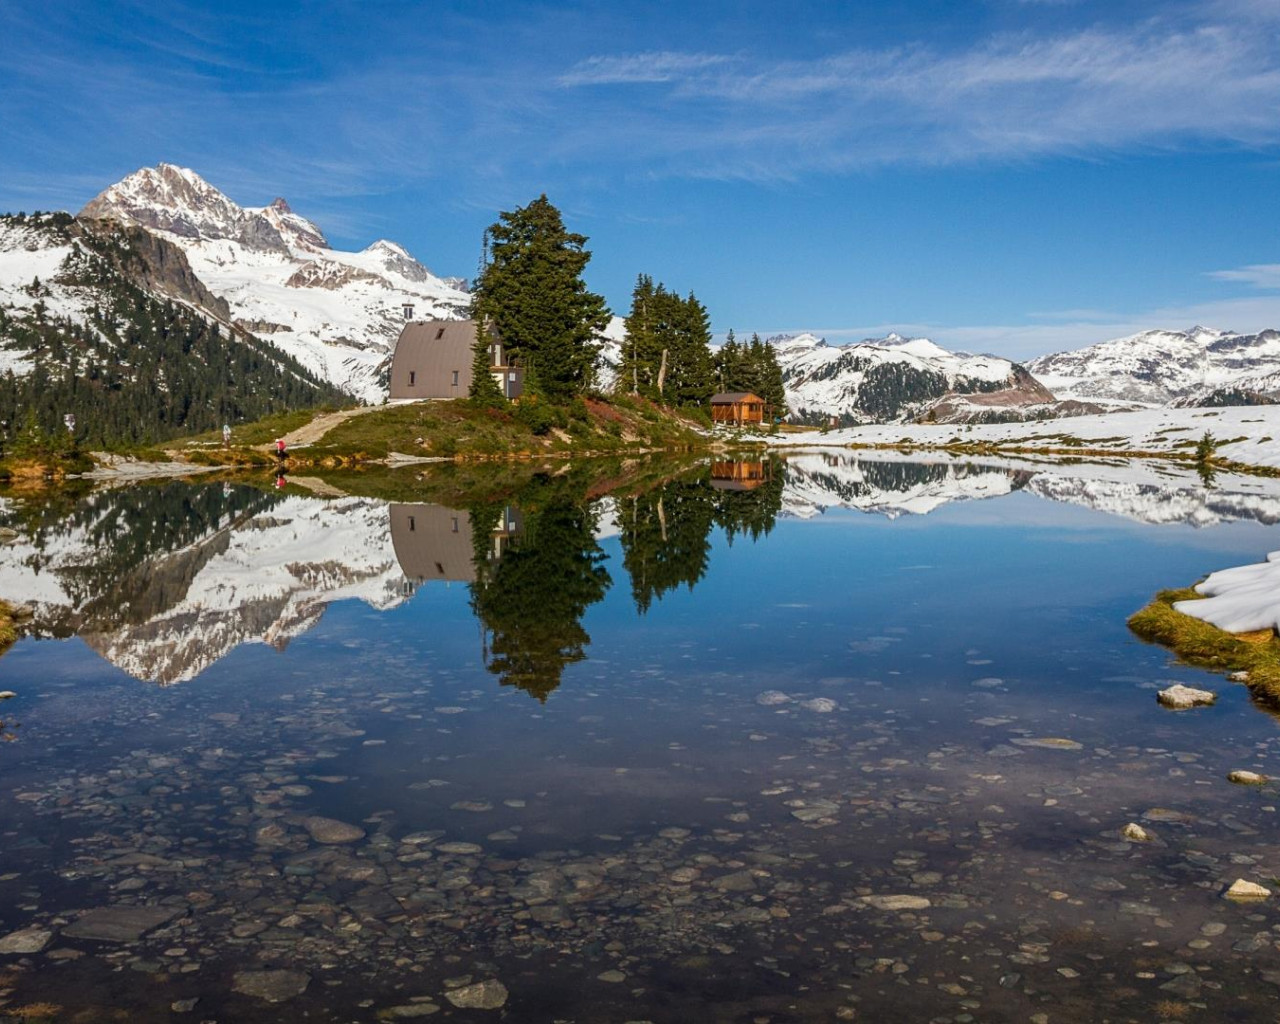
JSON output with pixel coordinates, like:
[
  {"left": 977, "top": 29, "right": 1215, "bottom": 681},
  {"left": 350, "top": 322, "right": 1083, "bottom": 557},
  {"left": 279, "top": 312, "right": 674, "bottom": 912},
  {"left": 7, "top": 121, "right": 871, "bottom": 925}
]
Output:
[{"left": 465, "top": 458, "right": 785, "bottom": 699}]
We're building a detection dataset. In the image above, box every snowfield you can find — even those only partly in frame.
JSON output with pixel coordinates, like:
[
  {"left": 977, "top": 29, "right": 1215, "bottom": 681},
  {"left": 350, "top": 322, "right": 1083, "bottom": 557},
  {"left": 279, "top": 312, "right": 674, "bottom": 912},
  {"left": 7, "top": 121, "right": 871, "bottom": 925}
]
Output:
[
  {"left": 1175, "top": 552, "right": 1280, "bottom": 635},
  {"left": 765, "top": 405, "right": 1280, "bottom": 470}
]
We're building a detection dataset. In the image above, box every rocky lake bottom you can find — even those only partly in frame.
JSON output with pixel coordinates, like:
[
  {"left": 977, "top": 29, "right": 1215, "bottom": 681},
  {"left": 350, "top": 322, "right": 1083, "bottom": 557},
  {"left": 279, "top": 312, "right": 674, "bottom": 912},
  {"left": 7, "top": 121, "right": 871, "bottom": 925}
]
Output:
[{"left": 0, "top": 454, "right": 1278, "bottom": 1021}]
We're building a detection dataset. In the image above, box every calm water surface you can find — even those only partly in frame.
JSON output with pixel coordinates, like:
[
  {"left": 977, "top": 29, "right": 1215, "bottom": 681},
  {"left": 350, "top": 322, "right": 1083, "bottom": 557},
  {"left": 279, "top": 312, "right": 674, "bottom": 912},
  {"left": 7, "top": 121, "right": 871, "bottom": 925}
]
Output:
[{"left": 0, "top": 453, "right": 1279, "bottom": 1022}]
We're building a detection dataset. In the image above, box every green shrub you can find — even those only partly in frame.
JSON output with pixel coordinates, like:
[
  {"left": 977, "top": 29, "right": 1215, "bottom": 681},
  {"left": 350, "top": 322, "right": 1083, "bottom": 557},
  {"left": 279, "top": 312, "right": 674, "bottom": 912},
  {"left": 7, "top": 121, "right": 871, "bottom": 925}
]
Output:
[{"left": 515, "top": 400, "right": 556, "bottom": 436}]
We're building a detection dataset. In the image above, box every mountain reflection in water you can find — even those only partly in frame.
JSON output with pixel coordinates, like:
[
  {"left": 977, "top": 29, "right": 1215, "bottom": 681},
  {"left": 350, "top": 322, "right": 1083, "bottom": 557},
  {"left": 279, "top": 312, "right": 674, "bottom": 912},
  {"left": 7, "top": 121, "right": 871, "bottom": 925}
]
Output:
[{"left": 1, "top": 452, "right": 1279, "bottom": 688}]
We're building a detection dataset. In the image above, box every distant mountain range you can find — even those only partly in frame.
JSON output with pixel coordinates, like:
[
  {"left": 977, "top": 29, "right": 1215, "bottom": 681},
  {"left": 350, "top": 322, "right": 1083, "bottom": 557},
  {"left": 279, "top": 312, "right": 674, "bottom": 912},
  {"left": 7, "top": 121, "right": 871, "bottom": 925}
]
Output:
[
  {"left": 769, "top": 332, "right": 1071, "bottom": 425},
  {"left": 1027, "top": 326, "right": 1280, "bottom": 409},
  {"left": 768, "top": 324, "right": 1280, "bottom": 424},
  {"left": 2, "top": 162, "right": 1279, "bottom": 432}
]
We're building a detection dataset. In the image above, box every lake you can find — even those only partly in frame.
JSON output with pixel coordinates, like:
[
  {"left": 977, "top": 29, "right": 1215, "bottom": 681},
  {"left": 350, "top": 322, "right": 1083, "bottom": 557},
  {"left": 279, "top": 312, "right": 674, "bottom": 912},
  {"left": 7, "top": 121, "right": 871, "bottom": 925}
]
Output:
[{"left": 0, "top": 451, "right": 1279, "bottom": 1022}]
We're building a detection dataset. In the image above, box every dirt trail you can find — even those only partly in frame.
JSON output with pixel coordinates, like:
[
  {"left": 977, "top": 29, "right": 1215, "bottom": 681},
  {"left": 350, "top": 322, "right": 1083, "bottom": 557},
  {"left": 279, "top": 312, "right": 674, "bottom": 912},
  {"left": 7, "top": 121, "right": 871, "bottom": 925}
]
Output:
[{"left": 263, "top": 406, "right": 384, "bottom": 449}]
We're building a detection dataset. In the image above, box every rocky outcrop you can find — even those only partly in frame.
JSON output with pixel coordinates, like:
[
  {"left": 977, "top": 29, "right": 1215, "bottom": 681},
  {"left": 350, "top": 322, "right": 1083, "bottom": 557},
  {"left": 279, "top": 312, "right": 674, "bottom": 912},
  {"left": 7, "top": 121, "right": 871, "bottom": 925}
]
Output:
[{"left": 76, "top": 219, "right": 231, "bottom": 320}]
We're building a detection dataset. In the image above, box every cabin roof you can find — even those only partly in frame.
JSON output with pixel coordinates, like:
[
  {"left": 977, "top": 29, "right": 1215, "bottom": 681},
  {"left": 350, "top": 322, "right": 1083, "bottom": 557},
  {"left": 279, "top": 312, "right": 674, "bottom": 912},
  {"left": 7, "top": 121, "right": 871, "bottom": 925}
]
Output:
[{"left": 710, "top": 392, "right": 764, "bottom": 404}]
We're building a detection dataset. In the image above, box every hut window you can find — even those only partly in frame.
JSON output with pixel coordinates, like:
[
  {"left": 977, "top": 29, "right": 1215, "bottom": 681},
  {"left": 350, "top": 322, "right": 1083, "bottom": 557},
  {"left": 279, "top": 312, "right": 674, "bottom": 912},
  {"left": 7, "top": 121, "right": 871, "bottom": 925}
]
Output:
[
  {"left": 409, "top": 371, "right": 416, "bottom": 385},
  {"left": 452, "top": 370, "right": 459, "bottom": 386},
  {"left": 451, "top": 517, "right": 459, "bottom": 533},
  {"left": 435, "top": 562, "right": 445, "bottom": 575},
  {"left": 436, "top": 327, "right": 446, "bottom": 340},
  {"left": 408, "top": 516, "right": 415, "bottom": 532}
]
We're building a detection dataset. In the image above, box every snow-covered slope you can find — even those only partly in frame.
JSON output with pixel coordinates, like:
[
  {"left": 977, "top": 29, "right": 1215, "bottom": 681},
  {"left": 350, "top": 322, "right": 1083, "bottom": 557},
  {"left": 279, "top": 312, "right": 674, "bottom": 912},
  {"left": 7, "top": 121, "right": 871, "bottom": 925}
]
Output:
[
  {"left": 1174, "top": 551, "right": 1280, "bottom": 635},
  {"left": 79, "top": 164, "right": 471, "bottom": 402},
  {"left": 595, "top": 315, "right": 627, "bottom": 391},
  {"left": 1029, "top": 326, "right": 1280, "bottom": 408},
  {"left": 772, "top": 332, "right": 1053, "bottom": 424}
]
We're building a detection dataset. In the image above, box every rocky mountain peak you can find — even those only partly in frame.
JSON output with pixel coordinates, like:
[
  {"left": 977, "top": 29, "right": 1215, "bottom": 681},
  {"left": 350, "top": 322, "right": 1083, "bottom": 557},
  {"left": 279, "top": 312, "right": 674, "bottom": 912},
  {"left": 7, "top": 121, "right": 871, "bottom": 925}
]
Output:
[{"left": 80, "top": 163, "right": 291, "bottom": 254}]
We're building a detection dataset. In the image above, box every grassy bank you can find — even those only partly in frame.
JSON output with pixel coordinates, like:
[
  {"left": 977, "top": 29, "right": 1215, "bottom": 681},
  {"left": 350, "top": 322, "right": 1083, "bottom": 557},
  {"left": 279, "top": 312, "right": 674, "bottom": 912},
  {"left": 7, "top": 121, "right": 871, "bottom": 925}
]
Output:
[
  {"left": 1128, "top": 587, "right": 1280, "bottom": 702},
  {"left": 182, "top": 396, "right": 717, "bottom": 469}
]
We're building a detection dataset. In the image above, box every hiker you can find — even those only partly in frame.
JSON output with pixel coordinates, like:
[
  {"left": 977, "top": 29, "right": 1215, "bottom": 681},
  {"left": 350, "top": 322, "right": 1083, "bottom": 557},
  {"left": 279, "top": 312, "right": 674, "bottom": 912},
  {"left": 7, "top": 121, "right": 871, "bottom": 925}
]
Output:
[
  {"left": 222, "top": 423, "right": 231, "bottom": 448},
  {"left": 275, "top": 437, "right": 287, "bottom": 459}
]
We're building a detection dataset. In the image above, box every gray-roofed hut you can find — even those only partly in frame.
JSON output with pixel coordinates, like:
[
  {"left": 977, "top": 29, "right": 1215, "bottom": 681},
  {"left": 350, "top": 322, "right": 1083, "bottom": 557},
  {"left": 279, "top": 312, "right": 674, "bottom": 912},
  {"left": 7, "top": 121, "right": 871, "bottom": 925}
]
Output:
[{"left": 388, "top": 320, "right": 522, "bottom": 400}]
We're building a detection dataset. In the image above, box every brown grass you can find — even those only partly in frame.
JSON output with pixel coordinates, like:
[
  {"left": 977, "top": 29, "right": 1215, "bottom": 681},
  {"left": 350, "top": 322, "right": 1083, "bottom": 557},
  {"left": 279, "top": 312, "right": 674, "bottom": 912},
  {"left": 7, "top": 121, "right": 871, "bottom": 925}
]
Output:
[{"left": 1129, "top": 587, "right": 1280, "bottom": 702}]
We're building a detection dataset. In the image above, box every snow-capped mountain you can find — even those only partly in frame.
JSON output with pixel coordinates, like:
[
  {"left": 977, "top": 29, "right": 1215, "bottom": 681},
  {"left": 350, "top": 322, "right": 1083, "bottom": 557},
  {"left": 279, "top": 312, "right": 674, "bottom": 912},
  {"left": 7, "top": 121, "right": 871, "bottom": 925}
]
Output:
[
  {"left": 1028, "top": 326, "right": 1280, "bottom": 408},
  {"left": 79, "top": 164, "right": 470, "bottom": 401},
  {"left": 771, "top": 332, "right": 1058, "bottom": 424}
]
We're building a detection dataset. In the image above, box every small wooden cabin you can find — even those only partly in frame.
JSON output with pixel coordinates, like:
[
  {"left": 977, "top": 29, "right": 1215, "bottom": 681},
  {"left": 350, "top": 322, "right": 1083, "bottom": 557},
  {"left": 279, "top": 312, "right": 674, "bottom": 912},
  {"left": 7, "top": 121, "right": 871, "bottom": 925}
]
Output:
[
  {"left": 389, "top": 320, "right": 522, "bottom": 400},
  {"left": 710, "top": 392, "right": 765, "bottom": 426}
]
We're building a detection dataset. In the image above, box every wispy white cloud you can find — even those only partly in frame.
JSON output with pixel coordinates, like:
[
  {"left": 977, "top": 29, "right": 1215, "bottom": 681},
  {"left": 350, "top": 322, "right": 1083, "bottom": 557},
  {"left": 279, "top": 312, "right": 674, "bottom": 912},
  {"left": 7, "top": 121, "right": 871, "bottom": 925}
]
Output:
[
  {"left": 1208, "top": 264, "right": 1280, "bottom": 289},
  {"left": 560, "top": 9, "right": 1280, "bottom": 175},
  {"left": 559, "top": 52, "right": 735, "bottom": 86}
]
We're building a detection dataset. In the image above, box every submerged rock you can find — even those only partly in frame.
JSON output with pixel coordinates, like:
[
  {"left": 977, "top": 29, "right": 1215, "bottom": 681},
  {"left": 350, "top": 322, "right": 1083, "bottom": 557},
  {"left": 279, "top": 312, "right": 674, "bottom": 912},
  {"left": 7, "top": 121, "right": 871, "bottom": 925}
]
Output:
[
  {"left": 304, "top": 816, "right": 365, "bottom": 844},
  {"left": 0, "top": 926, "right": 52, "bottom": 954},
  {"left": 444, "top": 979, "right": 508, "bottom": 1010},
  {"left": 1157, "top": 684, "right": 1216, "bottom": 710},
  {"left": 756, "top": 690, "right": 791, "bottom": 706},
  {"left": 1121, "top": 823, "right": 1154, "bottom": 843},
  {"left": 1228, "top": 771, "right": 1269, "bottom": 785},
  {"left": 1223, "top": 879, "right": 1271, "bottom": 901},
  {"left": 860, "top": 894, "right": 931, "bottom": 911},
  {"left": 1010, "top": 737, "right": 1083, "bottom": 750},
  {"left": 63, "top": 905, "right": 181, "bottom": 942},
  {"left": 232, "top": 969, "right": 311, "bottom": 1002}
]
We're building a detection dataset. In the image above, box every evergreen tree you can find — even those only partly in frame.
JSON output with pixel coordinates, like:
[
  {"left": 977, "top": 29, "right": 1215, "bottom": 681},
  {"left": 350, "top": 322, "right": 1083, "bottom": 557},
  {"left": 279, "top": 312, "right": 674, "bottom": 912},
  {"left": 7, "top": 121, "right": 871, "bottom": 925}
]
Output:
[
  {"left": 621, "top": 279, "right": 715, "bottom": 408},
  {"left": 471, "top": 196, "right": 610, "bottom": 403},
  {"left": 620, "top": 274, "right": 660, "bottom": 395},
  {"left": 468, "top": 316, "right": 504, "bottom": 406}
]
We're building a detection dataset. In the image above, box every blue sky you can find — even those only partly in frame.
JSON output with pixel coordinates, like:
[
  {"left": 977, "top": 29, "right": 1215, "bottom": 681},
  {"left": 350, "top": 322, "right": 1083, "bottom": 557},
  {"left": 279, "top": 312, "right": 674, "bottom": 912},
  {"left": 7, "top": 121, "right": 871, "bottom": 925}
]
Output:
[{"left": 3, "top": 0, "right": 1280, "bottom": 358}]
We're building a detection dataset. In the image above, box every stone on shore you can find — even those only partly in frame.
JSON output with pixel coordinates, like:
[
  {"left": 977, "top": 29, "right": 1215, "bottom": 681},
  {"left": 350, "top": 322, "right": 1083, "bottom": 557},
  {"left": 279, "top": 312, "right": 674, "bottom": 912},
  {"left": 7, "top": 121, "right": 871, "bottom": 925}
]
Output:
[{"left": 1157, "top": 684, "right": 1216, "bottom": 710}]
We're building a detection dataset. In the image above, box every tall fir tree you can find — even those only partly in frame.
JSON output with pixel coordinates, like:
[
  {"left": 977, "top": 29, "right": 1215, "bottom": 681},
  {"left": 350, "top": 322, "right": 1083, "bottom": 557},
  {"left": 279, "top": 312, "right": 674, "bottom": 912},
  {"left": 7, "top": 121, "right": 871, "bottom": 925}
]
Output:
[
  {"left": 621, "top": 279, "right": 715, "bottom": 408},
  {"left": 467, "top": 314, "right": 504, "bottom": 406},
  {"left": 471, "top": 196, "right": 610, "bottom": 403}
]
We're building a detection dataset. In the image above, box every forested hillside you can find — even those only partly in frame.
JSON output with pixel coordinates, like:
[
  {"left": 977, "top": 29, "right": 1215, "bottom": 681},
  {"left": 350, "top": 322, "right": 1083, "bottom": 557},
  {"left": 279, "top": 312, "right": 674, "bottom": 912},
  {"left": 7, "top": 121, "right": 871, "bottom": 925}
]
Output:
[{"left": 0, "top": 212, "right": 343, "bottom": 449}]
